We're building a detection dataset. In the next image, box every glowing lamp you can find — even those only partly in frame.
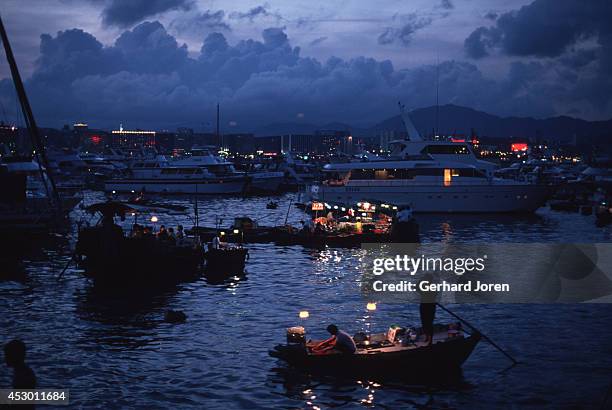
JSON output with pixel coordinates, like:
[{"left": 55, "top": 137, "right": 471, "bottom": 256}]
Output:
[
  {"left": 233, "top": 229, "right": 240, "bottom": 234},
  {"left": 220, "top": 231, "right": 226, "bottom": 236},
  {"left": 366, "top": 302, "right": 377, "bottom": 311},
  {"left": 299, "top": 311, "right": 309, "bottom": 319},
  {"left": 150, "top": 216, "right": 158, "bottom": 223}
]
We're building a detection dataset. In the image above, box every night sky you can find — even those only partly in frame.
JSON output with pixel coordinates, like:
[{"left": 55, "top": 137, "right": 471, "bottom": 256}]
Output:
[{"left": 0, "top": 0, "right": 610, "bottom": 130}]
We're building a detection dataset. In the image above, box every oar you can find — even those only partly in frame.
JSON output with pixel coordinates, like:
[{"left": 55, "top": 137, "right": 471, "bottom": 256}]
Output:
[
  {"left": 56, "top": 253, "right": 76, "bottom": 281},
  {"left": 284, "top": 198, "right": 293, "bottom": 225},
  {"left": 436, "top": 303, "right": 519, "bottom": 365}
]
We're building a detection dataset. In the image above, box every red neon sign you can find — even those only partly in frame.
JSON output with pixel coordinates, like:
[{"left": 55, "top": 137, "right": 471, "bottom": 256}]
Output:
[{"left": 511, "top": 143, "right": 528, "bottom": 152}]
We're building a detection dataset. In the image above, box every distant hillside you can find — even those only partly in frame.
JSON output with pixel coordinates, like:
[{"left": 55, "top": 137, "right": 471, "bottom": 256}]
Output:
[
  {"left": 254, "top": 104, "right": 612, "bottom": 142},
  {"left": 368, "top": 104, "right": 612, "bottom": 141}
]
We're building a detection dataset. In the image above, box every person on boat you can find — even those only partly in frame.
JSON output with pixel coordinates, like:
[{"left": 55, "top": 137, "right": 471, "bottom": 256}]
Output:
[
  {"left": 418, "top": 273, "right": 437, "bottom": 346},
  {"left": 211, "top": 233, "right": 224, "bottom": 250},
  {"left": 167, "top": 227, "right": 177, "bottom": 244},
  {"left": 4, "top": 339, "right": 36, "bottom": 389},
  {"left": 157, "top": 225, "right": 169, "bottom": 240},
  {"left": 312, "top": 324, "right": 357, "bottom": 354},
  {"left": 131, "top": 224, "right": 143, "bottom": 238},
  {"left": 176, "top": 225, "right": 185, "bottom": 240}
]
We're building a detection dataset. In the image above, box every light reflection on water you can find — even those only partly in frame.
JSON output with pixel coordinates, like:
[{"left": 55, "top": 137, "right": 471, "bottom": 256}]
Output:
[{"left": 0, "top": 191, "right": 611, "bottom": 409}]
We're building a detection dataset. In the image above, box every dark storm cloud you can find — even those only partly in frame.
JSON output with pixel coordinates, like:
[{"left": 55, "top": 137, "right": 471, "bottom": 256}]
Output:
[
  {"left": 484, "top": 11, "right": 498, "bottom": 21},
  {"left": 464, "top": 0, "right": 612, "bottom": 117},
  {"left": 229, "top": 5, "right": 281, "bottom": 22},
  {"left": 0, "top": 20, "right": 604, "bottom": 128},
  {"left": 101, "top": 0, "right": 195, "bottom": 27},
  {"left": 464, "top": 0, "right": 612, "bottom": 59},
  {"left": 378, "top": 14, "right": 433, "bottom": 47},
  {"left": 440, "top": 0, "right": 454, "bottom": 10},
  {"left": 309, "top": 36, "right": 327, "bottom": 47},
  {"left": 169, "top": 9, "right": 230, "bottom": 36}
]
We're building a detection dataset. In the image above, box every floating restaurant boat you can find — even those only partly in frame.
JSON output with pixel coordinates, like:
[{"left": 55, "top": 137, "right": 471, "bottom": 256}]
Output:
[
  {"left": 75, "top": 202, "right": 204, "bottom": 286},
  {"left": 270, "top": 323, "right": 481, "bottom": 376}
]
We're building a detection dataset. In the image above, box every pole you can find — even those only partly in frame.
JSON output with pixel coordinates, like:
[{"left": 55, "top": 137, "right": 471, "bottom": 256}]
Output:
[
  {"left": 436, "top": 303, "right": 518, "bottom": 365},
  {"left": 0, "top": 14, "right": 61, "bottom": 212},
  {"left": 284, "top": 198, "right": 293, "bottom": 226},
  {"left": 216, "top": 102, "right": 221, "bottom": 149},
  {"left": 57, "top": 254, "right": 75, "bottom": 280}
]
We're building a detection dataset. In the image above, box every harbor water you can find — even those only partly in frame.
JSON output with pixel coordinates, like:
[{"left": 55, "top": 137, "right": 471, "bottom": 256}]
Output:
[{"left": 1, "top": 192, "right": 611, "bottom": 409}]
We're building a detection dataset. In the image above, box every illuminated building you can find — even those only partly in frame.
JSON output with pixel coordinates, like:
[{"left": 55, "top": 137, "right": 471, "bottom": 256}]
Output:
[{"left": 111, "top": 125, "right": 156, "bottom": 148}]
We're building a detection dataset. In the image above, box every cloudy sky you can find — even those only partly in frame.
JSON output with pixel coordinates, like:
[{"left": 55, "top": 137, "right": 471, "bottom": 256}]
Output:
[{"left": 0, "top": 0, "right": 610, "bottom": 130}]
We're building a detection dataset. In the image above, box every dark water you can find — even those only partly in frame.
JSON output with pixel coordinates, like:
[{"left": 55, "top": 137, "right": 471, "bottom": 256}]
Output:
[{"left": 1, "top": 192, "right": 612, "bottom": 409}]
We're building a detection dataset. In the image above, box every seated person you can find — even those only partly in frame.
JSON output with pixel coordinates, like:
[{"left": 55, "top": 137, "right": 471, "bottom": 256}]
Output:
[
  {"left": 157, "top": 225, "right": 169, "bottom": 240},
  {"left": 176, "top": 225, "right": 185, "bottom": 240},
  {"left": 311, "top": 324, "right": 357, "bottom": 354},
  {"left": 167, "top": 227, "right": 177, "bottom": 244}
]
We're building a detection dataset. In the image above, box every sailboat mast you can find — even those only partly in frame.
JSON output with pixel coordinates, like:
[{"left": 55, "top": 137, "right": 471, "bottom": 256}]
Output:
[
  {"left": 0, "top": 14, "right": 61, "bottom": 210},
  {"left": 216, "top": 102, "right": 221, "bottom": 149},
  {"left": 435, "top": 56, "right": 439, "bottom": 137}
]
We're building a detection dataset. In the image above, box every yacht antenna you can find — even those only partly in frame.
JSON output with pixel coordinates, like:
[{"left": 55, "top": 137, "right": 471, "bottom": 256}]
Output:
[
  {"left": 0, "top": 14, "right": 61, "bottom": 210},
  {"left": 435, "top": 55, "right": 439, "bottom": 137},
  {"left": 216, "top": 102, "right": 221, "bottom": 149}
]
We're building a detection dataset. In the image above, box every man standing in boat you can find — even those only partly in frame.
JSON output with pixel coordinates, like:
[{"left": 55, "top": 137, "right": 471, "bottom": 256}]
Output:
[{"left": 418, "top": 273, "right": 438, "bottom": 346}]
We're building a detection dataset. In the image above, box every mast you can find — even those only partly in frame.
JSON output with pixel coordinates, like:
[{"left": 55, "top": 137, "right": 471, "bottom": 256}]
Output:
[
  {"left": 0, "top": 14, "right": 61, "bottom": 210},
  {"left": 435, "top": 55, "right": 439, "bottom": 137},
  {"left": 216, "top": 102, "right": 221, "bottom": 149}
]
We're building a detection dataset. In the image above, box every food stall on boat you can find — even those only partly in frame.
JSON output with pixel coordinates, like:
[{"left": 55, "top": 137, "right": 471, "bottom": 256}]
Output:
[{"left": 275, "top": 200, "right": 419, "bottom": 247}]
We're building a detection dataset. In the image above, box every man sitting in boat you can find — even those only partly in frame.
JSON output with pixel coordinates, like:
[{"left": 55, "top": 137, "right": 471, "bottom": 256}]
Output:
[{"left": 311, "top": 324, "right": 357, "bottom": 354}]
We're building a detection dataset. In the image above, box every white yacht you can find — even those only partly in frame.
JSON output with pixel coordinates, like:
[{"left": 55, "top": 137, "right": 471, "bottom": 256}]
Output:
[
  {"left": 307, "top": 110, "right": 548, "bottom": 213},
  {"left": 105, "top": 154, "right": 247, "bottom": 194},
  {"left": 173, "top": 148, "right": 284, "bottom": 193}
]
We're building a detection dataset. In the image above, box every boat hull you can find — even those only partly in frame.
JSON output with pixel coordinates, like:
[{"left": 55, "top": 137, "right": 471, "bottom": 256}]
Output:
[
  {"left": 308, "top": 183, "right": 549, "bottom": 213},
  {"left": 270, "top": 332, "right": 481, "bottom": 376}
]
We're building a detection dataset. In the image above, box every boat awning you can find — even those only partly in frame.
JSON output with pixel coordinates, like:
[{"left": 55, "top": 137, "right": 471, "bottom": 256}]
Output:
[{"left": 85, "top": 201, "right": 136, "bottom": 216}]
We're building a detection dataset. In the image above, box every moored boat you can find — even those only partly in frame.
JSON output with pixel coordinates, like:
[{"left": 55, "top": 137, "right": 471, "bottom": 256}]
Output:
[
  {"left": 204, "top": 247, "right": 248, "bottom": 274},
  {"left": 75, "top": 202, "right": 204, "bottom": 286}
]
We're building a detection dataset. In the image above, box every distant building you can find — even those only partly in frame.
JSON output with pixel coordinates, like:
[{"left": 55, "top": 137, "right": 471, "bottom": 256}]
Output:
[
  {"left": 223, "top": 133, "right": 255, "bottom": 153},
  {"left": 155, "top": 132, "right": 176, "bottom": 153},
  {"left": 0, "top": 123, "right": 18, "bottom": 153},
  {"left": 280, "top": 134, "right": 317, "bottom": 153},
  {"left": 315, "top": 129, "right": 351, "bottom": 154},
  {"left": 110, "top": 126, "right": 156, "bottom": 148},
  {"left": 255, "top": 135, "right": 282, "bottom": 154}
]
